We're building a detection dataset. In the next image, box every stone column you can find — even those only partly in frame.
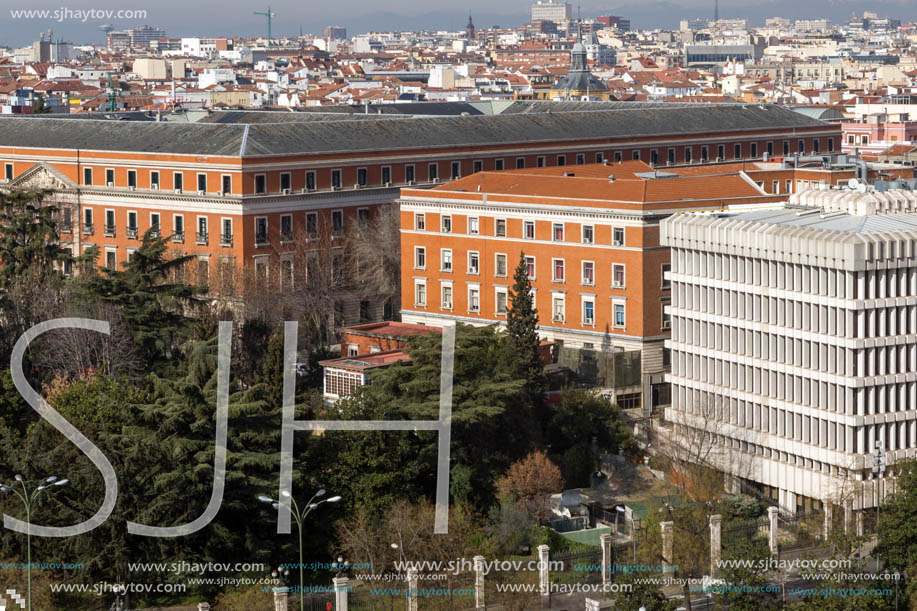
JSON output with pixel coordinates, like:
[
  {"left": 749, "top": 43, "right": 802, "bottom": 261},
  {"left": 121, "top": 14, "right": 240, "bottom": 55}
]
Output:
[
  {"left": 823, "top": 503, "right": 833, "bottom": 541},
  {"left": 407, "top": 564, "right": 419, "bottom": 611},
  {"left": 473, "top": 555, "right": 485, "bottom": 609},
  {"left": 333, "top": 576, "right": 349, "bottom": 611},
  {"left": 197, "top": 604, "right": 211, "bottom": 611},
  {"left": 538, "top": 544, "right": 551, "bottom": 608},
  {"left": 272, "top": 585, "right": 288, "bottom": 611},
  {"left": 600, "top": 533, "right": 613, "bottom": 586},
  {"left": 661, "top": 521, "right": 674, "bottom": 575},
  {"left": 856, "top": 510, "right": 865, "bottom": 537},
  {"left": 585, "top": 598, "right": 601, "bottom": 611},
  {"left": 709, "top": 514, "right": 722, "bottom": 577},
  {"left": 768, "top": 506, "right": 779, "bottom": 556}
]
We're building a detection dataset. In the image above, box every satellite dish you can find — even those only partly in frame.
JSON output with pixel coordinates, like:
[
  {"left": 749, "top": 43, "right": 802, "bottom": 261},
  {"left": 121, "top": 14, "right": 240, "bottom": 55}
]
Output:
[{"left": 848, "top": 178, "right": 859, "bottom": 190}]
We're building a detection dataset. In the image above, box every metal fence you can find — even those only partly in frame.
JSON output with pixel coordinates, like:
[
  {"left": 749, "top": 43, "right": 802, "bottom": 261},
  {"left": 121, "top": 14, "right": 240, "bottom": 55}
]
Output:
[
  {"left": 722, "top": 515, "right": 770, "bottom": 546},
  {"left": 779, "top": 510, "right": 824, "bottom": 552},
  {"left": 550, "top": 548, "right": 603, "bottom": 585}
]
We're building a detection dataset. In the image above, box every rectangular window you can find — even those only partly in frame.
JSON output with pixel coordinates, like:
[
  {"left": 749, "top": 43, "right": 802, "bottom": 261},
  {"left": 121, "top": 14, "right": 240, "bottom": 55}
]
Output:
[
  {"left": 221, "top": 219, "right": 232, "bottom": 245},
  {"left": 614, "top": 303, "right": 626, "bottom": 327},
  {"left": 127, "top": 210, "right": 137, "bottom": 232},
  {"left": 613, "top": 227, "right": 625, "bottom": 246},
  {"left": 718, "top": 144, "right": 725, "bottom": 159},
  {"left": 442, "top": 285, "right": 453, "bottom": 309},
  {"left": 557, "top": 155, "right": 566, "bottom": 166},
  {"left": 331, "top": 169, "right": 342, "bottom": 188},
  {"left": 106, "top": 168, "right": 115, "bottom": 185},
  {"left": 813, "top": 139, "right": 820, "bottom": 153},
  {"left": 415, "top": 282, "right": 426, "bottom": 306},
  {"left": 306, "top": 212, "right": 318, "bottom": 238},
  {"left": 473, "top": 160, "right": 483, "bottom": 173},
  {"left": 525, "top": 256, "right": 536, "bottom": 279},
  {"left": 667, "top": 148, "right": 675, "bottom": 164},
  {"left": 451, "top": 161, "right": 460, "bottom": 179},
  {"left": 428, "top": 163, "right": 438, "bottom": 181},
  {"left": 583, "top": 300, "right": 595, "bottom": 325},
  {"left": 798, "top": 139, "right": 805, "bottom": 153},
  {"left": 576, "top": 153, "right": 585, "bottom": 165},
  {"left": 516, "top": 157, "right": 525, "bottom": 169},
  {"left": 701, "top": 146, "right": 709, "bottom": 161},
  {"left": 357, "top": 168, "right": 368, "bottom": 186},
  {"left": 280, "top": 214, "right": 293, "bottom": 241},
  {"left": 495, "top": 159, "right": 504, "bottom": 171},
  {"left": 198, "top": 173, "right": 208, "bottom": 192},
  {"left": 524, "top": 221, "right": 535, "bottom": 239},
  {"left": 127, "top": 170, "right": 137, "bottom": 188},
  {"left": 106, "top": 250, "right": 117, "bottom": 270},
  {"left": 468, "top": 251, "right": 479, "bottom": 274},
  {"left": 382, "top": 166, "right": 392, "bottom": 184},
  {"left": 415, "top": 213, "right": 425, "bottom": 231},
  {"left": 553, "top": 259, "right": 565, "bottom": 282},
  {"left": 405, "top": 165, "right": 415, "bottom": 183},
  {"left": 784, "top": 140, "right": 791, "bottom": 154},
  {"left": 221, "top": 174, "right": 231, "bottom": 194},
  {"left": 553, "top": 223, "right": 564, "bottom": 241},
  {"left": 613, "top": 264, "right": 625, "bottom": 288},
  {"left": 750, "top": 142, "right": 758, "bottom": 158},
  {"left": 582, "top": 261, "right": 594, "bottom": 285},
  {"left": 684, "top": 147, "right": 692, "bottom": 163},
  {"left": 4, "top": 163, "right": 13, "bottom": 180},
  {"left": 83, "top": 208, "right": 93, "bottom": 232},
  {"left": 662, "top": 302, "right": 671, "bottom": 329},
  {"left": 105, "top": 210, "right": 116, "bottom": 237},
  {"left": 651, "top": 150, "right": 659, "bottom": 165},
  {"left": 332, "top": 209, "right": 343, "bottom": 235},
  {"left": 280, "top": 172, "right": 292, "bottom": 191},
  {"left": 495, "top": 253, "right": 507, "bottom": 277},
  {"left": 150, "top": 171, "right": 159, "bottom": 188},
  {"left": 597, "top": 152, "right": 605, "bottom": 163},
  {"left": 441, "top": 215, "right": 452, "bottom": 233},
  {"left": 468, "top": 217, "right": 479, "bottom": 234},
  {"left": 495, "top": 219, "right": 506, "bottom": 237},
  {"left": 197, "top": 258, "right": 210, "bottom": 287},
  {"left": 441, "top": 249, "right": 453, "bottom": 271},
  {"left": 553, "top": 297, "right": 564, "bottom": 322},
  {"left": 661, "top": 263, "right": 671, "bottom": 289},
  {"left": 414, "top": 247, "right": 426, "bottom": 269},
  {"left": 254, "top": 174, "right": 266, "bottom": 194},
  {"left": 582, "top": 225, "right": 594, "bottom": 244},
  {"left": 83, "top": 167, "right": 92, "bottom": 185},
  {"left": 150, "top": 213, "right": 160, "bottom": 236},
  {"left": 469, "top": 287, "right": 480, "bottom": 312},
  {"left": 496, "top": 290, "right": 508, "bottom": 314},
  {"left": 174, "top": 172, "right": 183, "bottom": 191},
  {"left": 766, "top": 141, "right": 774, "bottom": 156},
  {"left": 536, "top": 156, "right": 545, "bottom": 168},
  {"left": 306, "top": 171, "right": 316, "bottom": 190},
  {"left": 734, "top": 143, "right": 742, "bottom": 159},
  {"left": 827, "top": 137, "right": 834, "bottom": 152},
  {"left": 632, "top": 150, "right": 640, "bottom": 160},
  {"left": 358, "top": 207, "right": 370, "bottom": 225},
  {"left": 197, "top": 216, "right": 208, "bottom": 243},
  {"left": 255, "top": 217, "right": 268, "bottom": 245}
]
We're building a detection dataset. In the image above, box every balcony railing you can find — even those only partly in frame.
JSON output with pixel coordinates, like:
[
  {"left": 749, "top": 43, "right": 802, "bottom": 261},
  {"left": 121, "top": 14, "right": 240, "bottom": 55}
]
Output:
[
  {"left": 255, "top": 233, "right": 268, "bottom": 246},
  {"left": 126, "top": 227, "right": 138, "bottom": 239},
  {"left": 172, "top": 232, "right": 185, "bottom": 243},
  {"left": 196, "top": 231, "right": 208, "bottom": 245},
  {"left": 103, "top": 224, "right": 116, "bottom": 237},
  {"left": 82, "top": 223, "right": 93, "bottom": 234},
  {"left": 58, "top": 221, "right": 73, "bottom": 233},
  {"left": 220, "top": 233, "right": 233, "bottom": 247}
]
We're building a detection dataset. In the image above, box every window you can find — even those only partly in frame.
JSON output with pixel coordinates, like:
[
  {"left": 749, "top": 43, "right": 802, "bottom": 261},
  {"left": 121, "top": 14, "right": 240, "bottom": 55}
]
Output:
[
  {"left": 684, "top": 147, "right": 692, "bottom": 163},
  {"left": 414, "top": 247, "right": 426, "bottom": 269},
  {"left": 798, "top": 139, "right": 805, "bottom": 152},
  {"left": 536, "top": 156, "right": 545, "bottom": 167},
  {"left": 428, "top": 163, "right": 438, "bottom": 181},
  {"left": 254, "top": 174, "right": 265, "bottom": 194},
  {"left": 451, "top": 161, "right": 460, "bottom": 179},
  {"left": 381, "top": 166, "right": 391, "bottom": 184},
  {"left": 582, "top": 225, "right": 593, "bottom": 244},
  {"left": 576, "top": 153, "right": 585, "bottom": 165},
  {"left": 734, "top": 143, "right": 742, "bottom": 159},
  {"left": 306, "top": 212, "right": 318, "bottom": 239},
  {"left": 280, "top": 172, "right": 291, "bottom": 191},
  {"left": 280, "top": 214, "right": 293, "bottom": 241},
  {"left": 516, "top": 157, "right": 525, "bottom": 169},
  {"left": 827, "top": 137, "right": 834, "bottom": 152},
  {"left": 306, "top": 171, "right": 316, "bottom": 190},
  {"left": 105, "top": 209, "right": 116, "bottom": 236},
  {"left": 766, "top": 141, "right": 774, "bottom": 156},
  {"left": 441, "top": 215, "right": 452, "bottom": 233},
  {"left": 701, "top": 146, "right": 709, "bottom": 161},
  {"left": 772, "top": 180, "right": 779, "bottom": 194},
  {"left": 221, "top": 219, "right": 232, "bottom": 245},
  {"left": 441, "top": 249, "right": 453, "bottom": 271},
  {"left": 667, "top": 148, "right": 675, "bottom": 164},
  {"left": 524, "top": 221, "right": 535, "bottom": 239},
  {"left": 813, "top": 138, "right": 820, "bottom": 153},
  {"left": 331, "top": 169, "right": 342, "bottom": 188},
  {"left": 496, "top": 290, "right": 508, "bottom": 314},
  {"left": 468, "top": 251, "right": 479, "bottom": 274},
  {"left": 784, "top": 140, "right": 791, "bottom": 154},
  {"left": 106, "top": 168, "right": 114, "bottom": 185},
  {"left": 613, "top": 227, "right": 625, "bottom": 246},
  {"left": 469, "top": 287, "right": 480, "bottom": 312},
  {"left": 83, "top": 208, "right": 93, "bottom": 232},
  {"left": 596, "top": 152, "right": 605, "bottom": 163},
  {"left": 255, "top": 217, "right": 268, "bottom": 245},
  {"left": 553, "top": 259, "right": 565, "bottom": 282},
  {"left": 332, "top": 209, "right": 343, "bottom": 235},
  {"left": 495, "top": 253, "right": 507, "bottom": 277},
  {"left": 468, "top": 216, "right": 479, "bottom": 234},
  {"left": 405, "top": 165, "right": 415, "bottom": 183},
  {"left": 357, "top": 168, "right": 368, "bottom": 186},
  {"left": 197, "top": 216, "right": 208, "bottom": 243},
  {"left": 4, "top": 163, "right": 12, "bottom": 180},
  {"left": 415, "top": 281, "right": 426, "bottom": 306},
  {"left": 358, "top": 207, "right": 370, "bottom": 225},
  {"left": 198, "top": 173, "right": 208, "bottom": 192},
  {"left": 661, "top": 263, "right": 671, "bottom": 289},
  {"left": 583, "top": 300, "right": 595, "bottom": 325},
  {"left": 127, "top": 211, "right": 138, "bottom": 238},
  {"left": 495, "top": 219, "right": 506, "bottom": 237},
  {"left": 553, "top": 296, "right": 565, "bottom": 322},
  {"left": 582, "top": 261, "right": 594, "bottom": 285},
  {"left": 473, "top": 160, "right": 483, "bottom": 173},
  {"left": 614, "top": 303, "right": 626, "bottom": 327},
  {"left": 105, "top": 250, "right": 117, "bottom": 270},
  {"left": 632, "top": 150, "right": 640, "bottom": 160},
  {"left": 442, "top": 285, "right": 453, "bottom": 309},
  {"left": 525, "top": 256, "right": 535, "bottom": 279},
  {"left": 150, "top": 171, "right": 159, "bottom": 188},
  {"left": 613, "top": 264, "right": 625, "bottom": 288},
  {"left": 347, "top": 344, "right": 359, "bottom": 357},
  {"left": 552, "top": 223, "right": 564, "bottom": 241},
  {"left": 495, "top": 159, "right": 505, "bottom": 171},
  {"left": 750, "top": 142, "right": 758, "bottom": 158},
  {"left": 557, "top": 155, "right": 566, "bottom": 166},
  {"left": 651, "top": 150, "right": 659, "bottom": 165},
  {"left": 415, "top": 213, "right": 426, "bottom": 230},
  {"left": 174, "top": 172, "right": 183, "bottom": 191},
  {"left": 662, "top": 301, "right": 671, "bottom": 329},
  {"left": 83, "top": 167, "right": 92, "bottom": 185},
  {"left": 717, "top": 144, "right": 725, "bottom": 159},
  {"left": 150, "top": 213, "right": 160, "bottom": 236},
  {"left": 221, "top": 174, "right": 231, "bottom": 194},
  {"left": 127, "top": 170, "right": 137, "bottom": 188}
]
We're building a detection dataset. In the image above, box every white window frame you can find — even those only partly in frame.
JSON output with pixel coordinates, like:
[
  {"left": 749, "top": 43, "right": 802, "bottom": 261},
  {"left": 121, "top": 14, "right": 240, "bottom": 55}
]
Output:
[
  {"left": 468, "top": 216, "right": 479, "bottom": 234},
  {"left": 552, "top": 223, "right": 564, "bottom": 242},
  {"left": 468, "top": 251, "right": 480, "bottom": 275},
  {"left": 220, "top": 173, "right": 232, "bottom": 194},
  {"left": 220, "top": 217, "right": 233, "bottom": 246},
  {"left": 255, "top": 216, "right": 269, "bottom": 245},
  {"left": 582, "top": 260, "right": 595, "bottom": 286},
  {"left": 613, "top": 227, "right": 625, "bottom": 246},
  {"left": 612, "top": 298, "right": 626, "bottom": 329},
  {"left": 441, "top": 248, "right": 453, "bottom": 272},
  {"left": 582, "top": 224, "right": 594, "bottom": 244},
  {"left": 612, "top": 263, "right": 626, "bottom": 288},
  {"left": 468, "top": 284, "right": 481, "bottom": 313},
  {"left": 197, "top": 172, "right": 208, "bottom": 193},
  {"left": 414, "top": 279, "right": 427, "bottom": 307},
  {"left": 306, "top": 212, "right": 318, "bottom": 239},
  {"left": 414, "top": 246, "right": 426, "bottom": 270},
  {"left": 441, "top": 281, "right": 454, "bottom": 310},
  {"left": 525, "top": 255, "right": 536, "bottom": 280},
  {"left": 495, "top": 218, "right": 506, "bottom": 237},
  {"left": 415, "top": 213, "right": 425, "bottom": 231},
  {"left": 495, "top": 287, "right": 508, "bottom": 316},
  {"left": 495, "top": 253, "right": 508, "bottom": 278},
  {"left": 552, "top": 258, "right": 565, "bottom": 283},
  {"left": 441, "top": 214, "right": 452, "bottom": 233},
  {"left": 582, "top": 296, "right": 596, "bottom": 327},
  {"left": 280, "top": 213, "right": 293, "bottom": 242},
  {"left": 661, "top": 263, "right": 671, "bottom": 289},
  {"left": 524, "top": 220, "right": 535, "bottom": 239},
  {"left": 552, "top": 293, "right": 565, "bottom": 323}
]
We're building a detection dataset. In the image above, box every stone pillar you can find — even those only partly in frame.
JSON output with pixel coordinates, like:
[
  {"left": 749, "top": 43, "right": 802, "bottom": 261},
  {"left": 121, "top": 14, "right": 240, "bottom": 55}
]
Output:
[
  {"left": 600, "top": 533, "right": 613, "bottom": 586},
  {"left": 823, "top": 503, "right": 833, "bottom": 541},
  {"left": 661, "top": 521, "right": 674, "bottom": 575},
  {"left": 768, "top": 506, "right": 779, "bottom": 556},
  {"left": 407, "top": 564, "right": 419, "bottom": 611},
  {"left": 333, "top": 576, "right": 349, "bottom": 611},
  {"left": 538, "top": 544, "right": 551, "bottom": 607},
  {"left": 473, "top": 555, "right": 485, "bottom": 609},
  {"left": 272, "top": 585, "right": 288, "bottom": 611},
  {"left": 709, "top": 514, "right": 722, "bottom": 577},
  {"left": 585, "top": 598, "right": 601, "bottom": 611},
  {"left": 856, "top": 510, "right": 865, "bottom": 537},
  {"left": 197, "top": 604, "right": 211, "bottom": 611}
]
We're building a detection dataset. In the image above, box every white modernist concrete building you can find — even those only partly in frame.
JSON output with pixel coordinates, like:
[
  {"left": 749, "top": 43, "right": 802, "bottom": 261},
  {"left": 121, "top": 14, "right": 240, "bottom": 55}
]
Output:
[{"left": 661, "top": 187, "right": 917, "bottom": 521}]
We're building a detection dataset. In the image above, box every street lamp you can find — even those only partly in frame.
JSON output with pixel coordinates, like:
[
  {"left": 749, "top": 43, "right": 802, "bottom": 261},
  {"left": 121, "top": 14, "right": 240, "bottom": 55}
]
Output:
[
  {"left": 258, "top": 488, "right": 341, "bottom": 611},
  {"left": 0, "top": 474, "right": 68, "bottom": 611}
]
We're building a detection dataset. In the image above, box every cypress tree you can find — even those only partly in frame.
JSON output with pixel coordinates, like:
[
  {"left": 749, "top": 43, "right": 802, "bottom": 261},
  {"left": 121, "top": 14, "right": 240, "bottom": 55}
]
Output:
[{"left": 503, "top": 252, "right": 547, "bottom": 399}]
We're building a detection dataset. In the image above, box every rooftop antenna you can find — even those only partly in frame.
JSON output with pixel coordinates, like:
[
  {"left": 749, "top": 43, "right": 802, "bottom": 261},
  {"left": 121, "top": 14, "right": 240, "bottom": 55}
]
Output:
[{"left": 253, "top": 6, "right": 276, "bottom": 47}]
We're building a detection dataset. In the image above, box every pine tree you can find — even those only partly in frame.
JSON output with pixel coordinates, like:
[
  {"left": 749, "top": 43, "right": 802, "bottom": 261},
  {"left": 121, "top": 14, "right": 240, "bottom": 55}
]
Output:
[{"left": 503, "top": 251, "right": 547, "bottom": 399}]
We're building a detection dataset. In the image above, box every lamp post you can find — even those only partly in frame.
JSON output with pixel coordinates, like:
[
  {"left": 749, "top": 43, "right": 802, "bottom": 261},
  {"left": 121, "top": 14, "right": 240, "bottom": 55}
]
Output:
[
  {"left": 0, "top": 474, "right": 69, "bottom": 611},
  {"left": 259, "top": 489, "right": 340, "bottom": 611}
]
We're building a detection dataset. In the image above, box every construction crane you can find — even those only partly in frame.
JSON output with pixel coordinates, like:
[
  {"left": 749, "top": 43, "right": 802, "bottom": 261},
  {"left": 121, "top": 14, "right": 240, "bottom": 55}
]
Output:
[{"left": 253, "top": 7, "right": 276, "bottom": 46}]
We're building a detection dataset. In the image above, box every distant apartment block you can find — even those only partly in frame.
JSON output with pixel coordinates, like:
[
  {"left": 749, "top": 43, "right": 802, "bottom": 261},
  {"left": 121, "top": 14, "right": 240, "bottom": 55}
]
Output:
[
  {"left": 107, "top": 26, "right": 166, "bottom": 51},
  {"left": 531, "top": 1, "right": 572, "bottom": 26},
  {"left": 596, "top": 16, "right": 630, "bottom": 32},
  {"left": 323, "top": 26, "right": 347, "bottom": 40}
]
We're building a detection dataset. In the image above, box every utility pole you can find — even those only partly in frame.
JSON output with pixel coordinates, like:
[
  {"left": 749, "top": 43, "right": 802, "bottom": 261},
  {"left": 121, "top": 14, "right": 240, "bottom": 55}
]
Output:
[{"left": 253, "top": 7, "right": 276, "bottom": 46}]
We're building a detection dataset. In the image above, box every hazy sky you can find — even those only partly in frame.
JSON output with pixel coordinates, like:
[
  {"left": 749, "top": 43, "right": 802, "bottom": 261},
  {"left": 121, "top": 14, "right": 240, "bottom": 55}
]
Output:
[{"left": 0, "top": 0, "right": 914, "bottom": 48}]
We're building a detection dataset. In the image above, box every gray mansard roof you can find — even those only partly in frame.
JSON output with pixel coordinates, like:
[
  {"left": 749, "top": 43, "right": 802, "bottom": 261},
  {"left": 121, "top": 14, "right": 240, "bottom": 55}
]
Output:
[{"left": 0, "top": 103, "right": 830, "bottom": 158}]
